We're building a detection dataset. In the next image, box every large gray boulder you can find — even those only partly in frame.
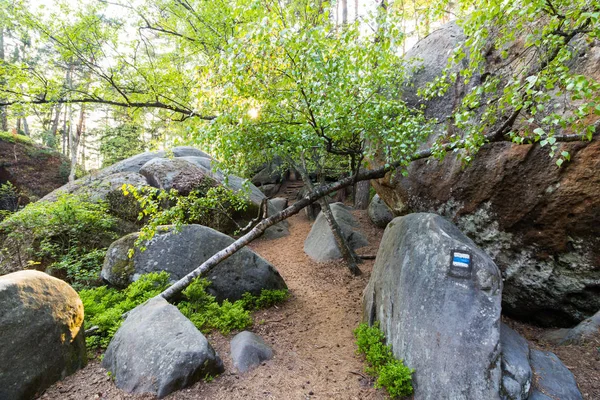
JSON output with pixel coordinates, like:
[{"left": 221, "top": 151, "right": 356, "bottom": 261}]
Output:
[
  {"left": 528, "top": 350, "right": 583, "bottom": 400},
  {"left": 500, "top": 324, "right": 532, "bottom": 400},
  {"left": 269, "top": 197, "right": 288, "bottom": 213},
  {"left": 304, "top": 203, "right": 368, "bottom": 262},
  {"left": 139, "top": 157, "right": 211, "bottom": 194},
  {"left": 259, "top": 183, "right": 281, "bottom": 198},
  {"left": 102, "top": 150, "right": 166, "bottom": 176},
  {"left": 179, "top": 155, "right": 215, "bottom": 172},
  {"left": 41, "top": 171, "right": 147, "bottom": 203},
  {"left": 0, "top": 271, "right": 86, "bottom": 400},
  {"left": 171, "top": 146, "right": 211, "bottom": 159},
  {"left": 41, "top": 146, "right": 211, "bottom": 202},
  {"left": 230, "top": 331, "right": 274, "bottom": 373},
  {"left": 363, "top": 213, "right": 503, "bottom": 400},
  {"left": 368, "top": 194, "right": 394, "bottom": 228},
  {"left": 541, "top": 309, "right": 600, "bottom": 345},
  {"left": 101, "top": 224, "right": 287, "bottom": 301},
  {"left": 102, "top": 297, "right": 224, "bottom": 398}
]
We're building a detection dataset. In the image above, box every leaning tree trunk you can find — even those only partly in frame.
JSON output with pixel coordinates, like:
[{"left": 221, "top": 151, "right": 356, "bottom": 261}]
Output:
[
  {"left": 295, "top": 157, "right": 362, "bottom": 275},
  {"left": 154, "top": 132, "right": 591, "bottom": 301}
]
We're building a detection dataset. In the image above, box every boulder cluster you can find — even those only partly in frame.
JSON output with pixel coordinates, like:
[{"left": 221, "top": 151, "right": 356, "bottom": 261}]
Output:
[
  {"left": 0, "top": 142, "right": 594, "bottom": 399},
  {"left": 363, "top": 213, "right": 584, "bottom": 400}
]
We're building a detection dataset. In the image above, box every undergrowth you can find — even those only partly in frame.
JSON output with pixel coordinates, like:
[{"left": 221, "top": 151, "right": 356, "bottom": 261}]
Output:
[
  {"left": 80, "top": 272, "right": 171, "bottom": 349},
  {"left": 0, "top": 130, "right": 34, "bottom": 145},
  {"left": 122, "top": 182, "right": 248, "bottom": 251},
  {"left": 354, "top": 323, "right": 414, "bottom": 398},
  {"left": 0, "top": 193, "right": 116, "bottom": 285},
  {"left": 81, "top": 272, "right": 288, "bottom": 350}
]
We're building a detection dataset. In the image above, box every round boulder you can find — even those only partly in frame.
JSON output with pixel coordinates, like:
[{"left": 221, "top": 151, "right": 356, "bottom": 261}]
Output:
[
  {"left": 230, "top": 331, "right": 274, "bottom": 373},
  {"left": 368, "top": 194, "right": 395, "bottom": 228},
  {"left": 103, "top": 297, "right": 223, "bottom": 398},
  {"left": 0, "top": 270, "right": 86, "bottom": 400}
]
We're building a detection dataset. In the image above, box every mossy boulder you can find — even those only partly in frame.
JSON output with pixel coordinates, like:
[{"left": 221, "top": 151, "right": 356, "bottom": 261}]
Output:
[{"left": 101, "top": 224, "right": 287, "bottom": 302}]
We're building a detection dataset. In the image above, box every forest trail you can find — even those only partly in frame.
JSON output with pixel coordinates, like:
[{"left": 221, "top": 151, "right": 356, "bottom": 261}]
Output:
[
  {"left": 40, "top": 208, "right": 387, "bottom": 400},
  {"left": 38, "top": 198, "right": 599, "bottom": 400}
]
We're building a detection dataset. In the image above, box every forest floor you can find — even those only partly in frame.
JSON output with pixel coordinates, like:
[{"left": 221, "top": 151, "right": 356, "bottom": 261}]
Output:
[{"left": 40, "top": 205, "right": 599, "bottom": 399}]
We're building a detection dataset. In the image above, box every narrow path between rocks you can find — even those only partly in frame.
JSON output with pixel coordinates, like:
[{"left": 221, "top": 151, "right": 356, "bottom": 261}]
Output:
[
  {"left": 41, "top": 209, "right": 387, "bottom": 400},
  {"left": 39, "top": 204, "right": 599, "bottom": 399}
]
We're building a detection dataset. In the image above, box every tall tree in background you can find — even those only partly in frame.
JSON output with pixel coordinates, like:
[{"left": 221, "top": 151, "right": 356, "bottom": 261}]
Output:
[{"left": 0, "top": 24, "right": 7, "bottom": 132}]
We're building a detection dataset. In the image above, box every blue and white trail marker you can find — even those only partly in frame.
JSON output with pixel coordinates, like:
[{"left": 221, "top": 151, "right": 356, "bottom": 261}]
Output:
[{"left": 449, "top": 250, "right": 472, "bottom": 278}]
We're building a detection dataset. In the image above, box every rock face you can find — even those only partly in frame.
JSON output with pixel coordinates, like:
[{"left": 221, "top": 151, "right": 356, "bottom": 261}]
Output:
[
  {"left": 102, "top": 297, "right": 224, "bottom": 398},
  {"left": 372, "top": 22, "right": 600, "bottom": 326},
  {"left": 541, "top": 309, "right": 600, "bottom": 345},
  {"left": 230, "top": 331, "right": 274, "bottom": 373},
  {"left": 140, "top": 157, "right": 210, "bottom": 194},
  {"left": 500, "top": 324, "right": 532, "bottom": 400},
  {"left": 0, "top": 270, "right": 86, "bottom": 400},
  {"left": 269, "top": 197, "right": 288, "bottom": 213},
  {"left": 102, "top": 224, "right": 287, "bottom": 302},
  {"left": 41, "top": 171, "right": 148, "bottom": 203},
  {"left": 37, "top": 146, "right": 287, "bottom": 236},
  {"left": 368, "top": 194, "right": 394, "bottom": 228},
  {"left": 528, "top": 350, "right": 583, "bottom": 400},
  {"left": 251, "top": 157, "right": 285, "bottom": 187},
  {"left": 0, "top": 137, "right": 68, "bottom": 203},
  {"left": 304, "top": 203, "right": 368, "bottom": 262},
  {"left": 363, "top": 213, "right": 503, "bottom": 400}
]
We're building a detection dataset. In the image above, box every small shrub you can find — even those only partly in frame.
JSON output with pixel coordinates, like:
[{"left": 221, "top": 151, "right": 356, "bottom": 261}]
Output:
[
  {"left": 122, "top": 182, "right": 249, "bottom": 251},
  {"left": 0, "top": 182, "right": 21, "bottom": 214},
  {"left": 47, "top": 247, "right": 107, "bottom": 290},
  {"left": 376, "top": 360, "right": 415, "bottom": 399},
  {"left": 177, "top": 277, "right": 252, "bottom": 335},
  {"left": 354, "top": 323, "right": 414, "bottom": 398},
  {"left": 0, "top": 193, "right": 117, "bottom": 285},
  {"left": 240, "top": 288, "right": 289, "bottom": 310}
]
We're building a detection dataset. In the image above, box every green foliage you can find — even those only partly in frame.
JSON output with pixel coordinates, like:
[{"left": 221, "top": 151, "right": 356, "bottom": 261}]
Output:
[
  {"left": 47, "top": 247, "right": 106, "bottom": 290},
  {"left": 354, "top": 323, "right": 414, "bottom": 398},
  {"left": 422, "top": 0, "right": 600, "bottom": 166},
  {"left": 0, "top": 182, "right": 21, "bottom": 215},
  {"left": 82, "top": 273, "right": 289, "bottom": 349},
  {"left": 376, "top": 360, "right": 416, "bottom": 399},
  {"left": 80, "top": 271, "right": 171, "bottom": 349},
  {"left": 122, "top": 182, "right": 248, "bottom": 253},
  {"left": 97, "top": 124, "right": 147, "bottom": 168},
  {"left": 0, "top": 193, "right": 117, "bottom": 285},
  {"left": 198, "top": 3, "right": 431, "bottom": 177},
  {"left": 240, "top": 288, "right": 289, "bottom": 310},
  {"left": 177, "top": 277, "right": 252, "bottom": 335}
]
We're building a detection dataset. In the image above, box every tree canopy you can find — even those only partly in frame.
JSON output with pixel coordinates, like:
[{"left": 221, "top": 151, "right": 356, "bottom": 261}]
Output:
[{"left": 0, "top": 0, "right": 597, "bottom": 173}]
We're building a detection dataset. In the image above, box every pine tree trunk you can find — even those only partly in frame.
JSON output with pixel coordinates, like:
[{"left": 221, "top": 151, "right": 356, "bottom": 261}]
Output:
[
  {"left": 22, "top": 116, "right": 29, "bottom": 136},
  {"left": 69, "top": 104, "right": 85, "bottom": 182},
  {"left": 354, "top": 172, "right": 370, "bottom": 210},
  {"left": 0, "top": 27, "right": 7, "bottom": 132}
]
